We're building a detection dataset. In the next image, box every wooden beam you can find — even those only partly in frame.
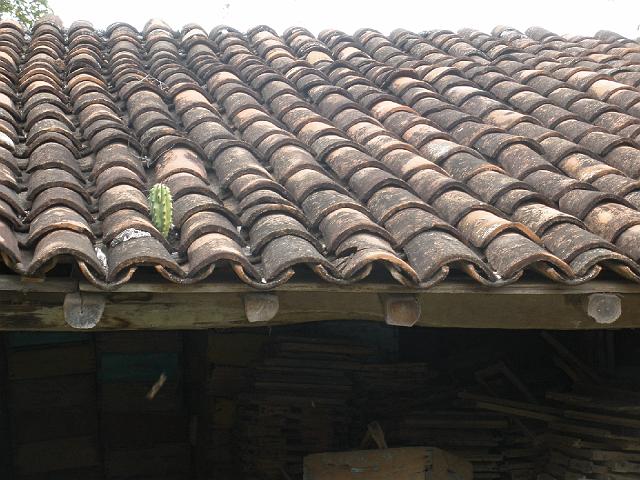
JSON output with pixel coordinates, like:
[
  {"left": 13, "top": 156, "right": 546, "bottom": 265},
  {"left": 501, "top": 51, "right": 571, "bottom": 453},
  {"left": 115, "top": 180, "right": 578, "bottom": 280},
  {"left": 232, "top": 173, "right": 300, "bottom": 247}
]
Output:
[
  {"left": 380, "top": 294, "right": 420, "bottom": 327},
  {"left": 0, "top": 334, "right": 13, "bottom": 478},
  {"left": 0, "top": 280, "right": 639, "bottom": 330},
  {"left": 76, "top": 278, "right": 640, "bottom": 295},
  {"left": 585, "top": 293, "right": 622, "bottom": 324},
  {"left": 63, "top": 292, "right": 106, "bottom": 329},
  {"left": 243, "top": 293, "right": 279, "bottom": 323},
  {"left": 0, "top": 276, "right": 77, "bottom": 293},
  {"left": 0, "top": 274, "right": 636, "bottom": 295},
  {"left": 183, "top": 332, "right": 210, "bottom": 479}
]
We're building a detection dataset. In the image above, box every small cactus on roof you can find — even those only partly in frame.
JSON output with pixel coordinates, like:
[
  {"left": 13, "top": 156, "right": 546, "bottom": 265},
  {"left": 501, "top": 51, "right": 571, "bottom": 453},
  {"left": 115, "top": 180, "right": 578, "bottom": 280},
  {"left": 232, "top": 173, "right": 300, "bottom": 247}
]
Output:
[{"left": 148, "top": 183, "right": 173, "bottom": 238}]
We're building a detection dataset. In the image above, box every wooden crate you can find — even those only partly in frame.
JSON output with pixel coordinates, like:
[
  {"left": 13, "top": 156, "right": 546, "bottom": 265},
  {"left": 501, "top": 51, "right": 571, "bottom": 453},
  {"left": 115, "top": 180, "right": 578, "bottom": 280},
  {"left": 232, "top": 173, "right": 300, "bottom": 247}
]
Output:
[{"left": 304, "top": 447, "right": 473, "bottom": 480}]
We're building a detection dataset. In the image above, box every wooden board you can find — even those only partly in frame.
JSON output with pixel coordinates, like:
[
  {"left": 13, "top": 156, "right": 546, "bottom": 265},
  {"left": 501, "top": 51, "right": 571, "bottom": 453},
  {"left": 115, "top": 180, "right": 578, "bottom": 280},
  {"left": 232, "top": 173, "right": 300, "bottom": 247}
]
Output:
[
  {"left": 96, "top": 331, "right": 182, "bottom": 353},
  {"left": 17, "top": 466, "right": 104, "bottom": 480},
  {"left": 100, "top": 381, "right": 182, "bottom": 412},
  {"left": 104, "top": 443, "right": 191, "bottom": 478},
  {"left": 8, "top": 343, "right": 95, "bottom": 380},
  {"left": 0, "top": 334, "right": 12, "bottom": 479},
  {"left": 1, "top": 277, "right": 640, "bottom": 330},
  {"left": 14, "top": 436, "right": 100, "bottom": 475},
  {"left": 100, "top": 412, "right": 189, "bottom": 448},
  {"left": 12, "top": 408, "right": 98, "bottom": 444},
  {"left": 10, "top": 374, "right": 96, "bottom": 410},
  {"left": 208, "top": 332, "right": 268, "bottom": 366},
  {"left": 99, "top": 352, "right": 180, "bottom": 383},
  {"left": 303, "top": 447, "right": 472, "bottom": 480},
  {"left": 8, "top": 332, "right": 90, "bottom": 347}
]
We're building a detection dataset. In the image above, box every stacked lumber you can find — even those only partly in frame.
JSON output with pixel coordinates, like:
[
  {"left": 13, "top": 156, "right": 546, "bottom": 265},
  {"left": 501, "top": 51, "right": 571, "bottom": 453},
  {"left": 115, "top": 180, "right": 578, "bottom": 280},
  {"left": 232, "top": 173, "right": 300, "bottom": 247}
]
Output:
[
  {"left": 97, "top": 332, "right": 191, "bottom": 480},
  {"left": 354, "top": 375, "right": 542, "bottom": 480},
  {"left": 5, "top": 332, "right": 102, "bottom": 480},
  {"left": 219, "top": 331, "right": 640, "bottom": 480},
  {"left": 234, "top": 336, "right": 373, "bottom": 480},
  {"left": 379, "top": 399, "right": 544, "bottom": 476},
  {"left": 382, "top": 408, "right": 511, "bottom": 478},
  {"left": 206, "top": 332, "right": 270, "bottom": 478},
  {"left": 463, "top": 386, "right": 640, "bottom": 479},
  {"left": 227, "top": 334, "right": 547, "bottom": 480},
  {"left": 542, "top": 387, "right": 640, "bottom": 480}
]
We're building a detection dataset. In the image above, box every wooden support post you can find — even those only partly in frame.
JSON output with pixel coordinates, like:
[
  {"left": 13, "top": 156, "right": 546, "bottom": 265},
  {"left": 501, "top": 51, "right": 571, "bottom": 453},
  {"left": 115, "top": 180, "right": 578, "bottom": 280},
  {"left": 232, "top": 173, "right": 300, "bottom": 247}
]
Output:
[
  {"left": 243, "top": 293, "right": 279, "bottom": 323},
  {"left": 585, "top": 293, "right": 622, "bottom": 324},
  {"left": 0, "top": 334, "right": 13, "bottom": 478},
  {"left": 184, "top": 332, "right": 211, "bottom": 479},
  {"left": 63, "top": 292, "right": 106, "bottom": 329},
  {"left": 380, "top": 294, "right": 421, "bottom": 327}
]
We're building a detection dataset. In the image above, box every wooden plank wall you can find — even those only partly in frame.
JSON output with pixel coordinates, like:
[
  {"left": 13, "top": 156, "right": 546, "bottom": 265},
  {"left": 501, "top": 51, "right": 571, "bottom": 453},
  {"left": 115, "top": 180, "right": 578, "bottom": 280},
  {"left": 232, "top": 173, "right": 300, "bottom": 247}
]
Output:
[
  {"left": 5, "top": 332, "right": 102, "bottom": 480},
  {"left": 97, "top": 332, "right": 191, "bottom": 480},
  {"left": 0, "top": 334, "right": 13, "bottom": 478},
  {"left": 0, "top": 331, "right": 198, "bottom": 480}
]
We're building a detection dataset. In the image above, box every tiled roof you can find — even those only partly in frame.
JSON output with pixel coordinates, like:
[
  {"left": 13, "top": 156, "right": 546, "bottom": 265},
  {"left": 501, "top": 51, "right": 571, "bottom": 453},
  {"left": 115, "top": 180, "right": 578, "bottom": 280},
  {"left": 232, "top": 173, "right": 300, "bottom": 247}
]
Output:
[{"left": 1, "top": 17, "right": 640, "bottom": 289}]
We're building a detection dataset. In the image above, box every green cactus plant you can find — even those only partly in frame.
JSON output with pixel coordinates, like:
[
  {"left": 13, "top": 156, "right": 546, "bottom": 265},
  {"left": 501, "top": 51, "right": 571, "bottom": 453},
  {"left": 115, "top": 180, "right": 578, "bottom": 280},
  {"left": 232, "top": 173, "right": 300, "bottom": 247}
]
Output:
[{"left": 148, "top": 183, "right": 173, "bottom": 238}]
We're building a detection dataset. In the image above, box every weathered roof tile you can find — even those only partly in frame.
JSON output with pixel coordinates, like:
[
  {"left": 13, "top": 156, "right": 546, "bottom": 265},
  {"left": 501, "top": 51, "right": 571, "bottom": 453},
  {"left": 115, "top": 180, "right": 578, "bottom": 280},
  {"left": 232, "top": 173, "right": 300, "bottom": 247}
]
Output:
[{"left": 0, "top": 20, "right": 640, "bottom": 288}]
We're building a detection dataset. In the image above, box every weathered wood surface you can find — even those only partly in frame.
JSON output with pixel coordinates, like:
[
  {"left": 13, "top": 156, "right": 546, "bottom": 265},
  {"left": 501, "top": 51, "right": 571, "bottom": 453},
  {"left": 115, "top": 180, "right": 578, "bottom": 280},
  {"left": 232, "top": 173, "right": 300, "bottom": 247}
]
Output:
[
  {"left": 380, "top": 294, "right": 420, "bottom": 327},
  {"left": 586, "top": 293, "right": 622, "bottom": 324},
  {"left": 303, "top": 447, "right": 473, "bottom": 480},
  {"left": 243, "top": 292, "right": 279, "bottom": 323},
  {"left": 14, "top": 435, "right": 101, "bottom": 475},
  {"left": 2, "top": 275, "right": 640, "bottom": 295},
  {"left": 0, "top": 276, "right": 640, "bottom": 330}
]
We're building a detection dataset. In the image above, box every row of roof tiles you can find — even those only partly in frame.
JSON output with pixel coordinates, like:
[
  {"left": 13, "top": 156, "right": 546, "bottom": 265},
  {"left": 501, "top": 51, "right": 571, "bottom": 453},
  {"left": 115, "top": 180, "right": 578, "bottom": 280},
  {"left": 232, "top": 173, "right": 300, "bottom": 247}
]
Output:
[{"left": 0, "top": 16, "right": 640, "bottom": 289}]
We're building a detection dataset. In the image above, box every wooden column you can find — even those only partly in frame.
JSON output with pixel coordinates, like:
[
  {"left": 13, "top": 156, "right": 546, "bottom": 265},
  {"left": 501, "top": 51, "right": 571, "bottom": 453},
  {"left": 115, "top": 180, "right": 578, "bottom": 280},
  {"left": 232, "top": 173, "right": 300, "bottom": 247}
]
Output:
[
  {"left": 184, "top": 331, "right": 211, "bottom": 479},
  {"left": 0, "top": 334, "right": 13, "bottom": 478}
]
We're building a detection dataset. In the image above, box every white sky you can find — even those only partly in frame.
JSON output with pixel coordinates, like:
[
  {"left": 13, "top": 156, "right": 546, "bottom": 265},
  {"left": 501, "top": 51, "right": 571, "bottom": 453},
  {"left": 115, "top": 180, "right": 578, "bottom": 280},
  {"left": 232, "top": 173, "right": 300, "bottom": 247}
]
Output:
[{"left": 48, "top": 0, "right": 640, "bottom": 38}]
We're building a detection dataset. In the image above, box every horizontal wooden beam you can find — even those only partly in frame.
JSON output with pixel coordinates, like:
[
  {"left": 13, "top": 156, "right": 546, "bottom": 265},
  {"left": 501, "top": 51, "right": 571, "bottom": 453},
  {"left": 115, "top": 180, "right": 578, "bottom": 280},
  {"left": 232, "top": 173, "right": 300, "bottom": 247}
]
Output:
[
  {"left": 1, "top": 275, "right": 640, "bottom": 295},
  {"left": 0, "top": 274, "right": 640, "bottom": 330},
  {"left": 0, "top": 286, "right": 639, "bottom": 331}
]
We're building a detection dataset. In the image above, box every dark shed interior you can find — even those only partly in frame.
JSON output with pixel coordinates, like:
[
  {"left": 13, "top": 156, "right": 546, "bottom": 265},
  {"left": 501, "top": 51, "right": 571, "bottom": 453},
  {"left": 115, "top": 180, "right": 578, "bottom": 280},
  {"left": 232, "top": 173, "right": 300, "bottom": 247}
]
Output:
[{"left": 1, "top": 325, "right": 639, "bottom": 480}]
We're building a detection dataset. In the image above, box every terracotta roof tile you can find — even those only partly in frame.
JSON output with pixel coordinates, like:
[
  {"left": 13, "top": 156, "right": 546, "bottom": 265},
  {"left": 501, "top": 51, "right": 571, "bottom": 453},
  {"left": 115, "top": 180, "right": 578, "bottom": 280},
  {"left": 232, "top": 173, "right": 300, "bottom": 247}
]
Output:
[{"left": 2, "top": 17, "right": 640, "bottom": 288}]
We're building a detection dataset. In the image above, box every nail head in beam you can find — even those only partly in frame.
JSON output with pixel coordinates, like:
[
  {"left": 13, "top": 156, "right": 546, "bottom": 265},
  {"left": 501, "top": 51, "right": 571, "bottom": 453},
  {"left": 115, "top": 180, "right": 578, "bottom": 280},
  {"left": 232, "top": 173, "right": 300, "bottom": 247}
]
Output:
[
  {"left": 63, "top": 292, "right": 106, "bottom": 329},
  {"left": 244, "top": 293, "right": 279, "bottom": 323},
  {"left": 586, "top": 293, "right": 622, "bottom": 324},
  {"left": 380, "top": 294, "right": 421, "bottom": 327}
]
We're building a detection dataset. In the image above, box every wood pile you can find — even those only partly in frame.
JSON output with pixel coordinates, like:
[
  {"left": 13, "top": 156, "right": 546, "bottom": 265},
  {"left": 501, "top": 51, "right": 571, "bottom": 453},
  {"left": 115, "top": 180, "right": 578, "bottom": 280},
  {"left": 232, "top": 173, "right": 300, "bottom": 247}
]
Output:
[
  {"left": 465, "top": 387, "right": 640, "bottom": 480},
  {"left": 210, "top": 330, "right": 640, "bottom": 480},
  {"left": 226, "top": 333, "right": 552, "bottom": 480},
  {"left": 234, "top": 336, "right": 374, "bottom": 479},
  {"left": 352, "top": 365, "right": 543, "bottom": 480},
  {"left": 542, "top": 387, "right": 640, "bottom": 480}
]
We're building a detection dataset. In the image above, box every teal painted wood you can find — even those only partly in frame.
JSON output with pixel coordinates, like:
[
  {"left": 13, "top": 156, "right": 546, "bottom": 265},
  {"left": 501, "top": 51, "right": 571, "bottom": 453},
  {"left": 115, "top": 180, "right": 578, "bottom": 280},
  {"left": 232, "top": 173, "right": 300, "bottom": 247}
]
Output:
[
  {"left": 8, "top": 332, "right": 91, "bottom": 347},
  {"left": 99, "top": 353, "right": 179, "bottom": 383}
]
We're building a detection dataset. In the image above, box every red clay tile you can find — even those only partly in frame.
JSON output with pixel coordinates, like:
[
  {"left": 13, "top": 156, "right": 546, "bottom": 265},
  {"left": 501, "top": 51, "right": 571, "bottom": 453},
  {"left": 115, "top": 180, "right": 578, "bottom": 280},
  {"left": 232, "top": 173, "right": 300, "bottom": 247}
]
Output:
[{"left": 0, "top": 20, "right": 640, "bottom": 288}]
